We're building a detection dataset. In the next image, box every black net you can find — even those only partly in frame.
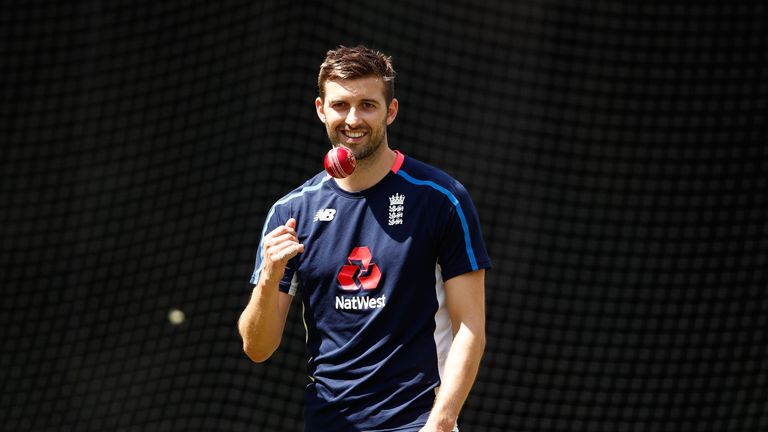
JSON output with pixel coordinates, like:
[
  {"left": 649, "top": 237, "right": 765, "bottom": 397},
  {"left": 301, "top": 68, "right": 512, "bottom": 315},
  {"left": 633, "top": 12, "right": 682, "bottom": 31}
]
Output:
[{"left": 2, "top": 1, "right": 767, "bottom": 431}]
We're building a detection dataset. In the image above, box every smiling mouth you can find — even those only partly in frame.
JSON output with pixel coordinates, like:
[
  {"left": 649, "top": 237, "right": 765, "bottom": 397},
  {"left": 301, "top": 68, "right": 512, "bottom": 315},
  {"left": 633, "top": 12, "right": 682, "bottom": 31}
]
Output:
[{"left": 341, "top": 130, "right": 366, "bottom": 139}]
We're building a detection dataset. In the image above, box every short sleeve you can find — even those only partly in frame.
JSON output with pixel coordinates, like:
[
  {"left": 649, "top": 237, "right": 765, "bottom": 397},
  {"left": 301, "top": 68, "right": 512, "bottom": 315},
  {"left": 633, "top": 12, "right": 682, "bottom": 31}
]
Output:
[{"left": 436, "top": 180, "right": 492, "bottom": 281}]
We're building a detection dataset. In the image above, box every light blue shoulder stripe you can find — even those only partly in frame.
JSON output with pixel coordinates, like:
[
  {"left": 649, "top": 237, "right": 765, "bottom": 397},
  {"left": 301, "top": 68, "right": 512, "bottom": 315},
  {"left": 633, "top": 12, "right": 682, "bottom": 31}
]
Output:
[
  {"left": 251, "top": 176, "right": 331, "bottom": 284},
  {"left": 396, "top": 170, "right": 479, "bottom": 271}
]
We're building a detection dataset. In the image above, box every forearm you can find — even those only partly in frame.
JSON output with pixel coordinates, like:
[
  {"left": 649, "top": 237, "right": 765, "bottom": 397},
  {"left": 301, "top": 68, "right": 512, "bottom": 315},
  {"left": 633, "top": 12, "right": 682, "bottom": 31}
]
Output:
[
  {"left": 239, "top": 218, "right": 302, "bottom": 363},
  {"left": 238, "top": 276, "right": 285, "bottom": 362},
  {"left": 426, "top": 324, "right": 486, "bottom": 431}
]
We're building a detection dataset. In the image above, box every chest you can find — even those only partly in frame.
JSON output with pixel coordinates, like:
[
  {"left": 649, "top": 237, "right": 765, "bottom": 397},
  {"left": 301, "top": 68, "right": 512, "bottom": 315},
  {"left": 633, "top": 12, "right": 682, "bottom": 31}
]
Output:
[{"left": 293, "top": 190, "right": 439, "bottom": 293}]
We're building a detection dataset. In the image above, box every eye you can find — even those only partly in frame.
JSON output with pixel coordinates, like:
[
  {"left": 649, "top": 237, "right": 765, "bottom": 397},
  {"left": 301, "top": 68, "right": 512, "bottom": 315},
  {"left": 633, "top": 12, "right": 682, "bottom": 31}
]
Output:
[{"left": 362, "top": 102, "right": 377, "bottom": 109}]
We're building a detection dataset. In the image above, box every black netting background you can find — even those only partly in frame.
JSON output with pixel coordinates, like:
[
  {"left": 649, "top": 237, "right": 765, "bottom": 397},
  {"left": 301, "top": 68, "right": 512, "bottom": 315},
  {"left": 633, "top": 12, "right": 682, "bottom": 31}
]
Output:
[{"left": 2, "top": 1, "right": 767, "bottom": 431}]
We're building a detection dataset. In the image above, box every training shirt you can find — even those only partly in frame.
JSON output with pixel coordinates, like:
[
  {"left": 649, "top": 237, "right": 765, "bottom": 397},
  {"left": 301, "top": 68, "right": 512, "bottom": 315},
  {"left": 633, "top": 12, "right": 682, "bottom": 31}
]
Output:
[{"left": 250, "top": 151, "right": 491, "bottom": 432}]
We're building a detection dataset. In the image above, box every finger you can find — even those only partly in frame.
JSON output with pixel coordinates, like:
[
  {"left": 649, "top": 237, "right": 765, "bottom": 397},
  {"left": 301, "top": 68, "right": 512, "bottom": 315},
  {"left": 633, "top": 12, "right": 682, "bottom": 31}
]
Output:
[
  {"left": 267, "top": 232, "right": 300, "bottom": 248},
  {"left": 267, "top": 224, "right": 297, "bottom": 239},
  {"left": 276, "top": 243, "right": 304, "bottom": 261},
  {"left": 286, "top": 218, "right": 297, "bottom": 230},
  {"left": 277, "top": 245, "right": 294, "bottom": 261}
]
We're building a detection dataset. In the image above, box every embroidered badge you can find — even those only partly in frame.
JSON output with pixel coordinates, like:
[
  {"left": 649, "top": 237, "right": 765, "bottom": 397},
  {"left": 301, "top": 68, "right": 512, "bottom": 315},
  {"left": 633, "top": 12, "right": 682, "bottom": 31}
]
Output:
[{"left": 388, "top": 193, "right": 404, "bottom": 226}]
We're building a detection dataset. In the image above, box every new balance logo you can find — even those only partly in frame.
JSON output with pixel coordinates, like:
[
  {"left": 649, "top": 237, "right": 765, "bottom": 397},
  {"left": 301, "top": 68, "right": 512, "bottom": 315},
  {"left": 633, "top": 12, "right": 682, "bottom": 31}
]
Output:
[{"left": 313, "top": 209, "right": 336, "bottom": 222}]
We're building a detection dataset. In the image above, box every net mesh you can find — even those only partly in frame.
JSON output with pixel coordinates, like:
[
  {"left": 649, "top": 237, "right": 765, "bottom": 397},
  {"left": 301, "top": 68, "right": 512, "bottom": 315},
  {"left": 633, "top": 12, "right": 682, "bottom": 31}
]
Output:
[{"left": 2, "top": 1, "right": 767, "bottom": 431}]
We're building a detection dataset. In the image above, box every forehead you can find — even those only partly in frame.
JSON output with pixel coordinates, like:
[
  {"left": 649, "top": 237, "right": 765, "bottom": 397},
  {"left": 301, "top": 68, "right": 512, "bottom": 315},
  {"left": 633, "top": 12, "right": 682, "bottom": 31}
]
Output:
[{"left": 323, "top": 76, "right": 386, "bottom": 102}]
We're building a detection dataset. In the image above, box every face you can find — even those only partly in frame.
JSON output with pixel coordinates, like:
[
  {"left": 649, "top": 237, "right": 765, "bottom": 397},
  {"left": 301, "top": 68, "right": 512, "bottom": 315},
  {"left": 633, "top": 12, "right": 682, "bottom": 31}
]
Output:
[{"left": 316, "top": 76, "right": 398, "bottom": 161}]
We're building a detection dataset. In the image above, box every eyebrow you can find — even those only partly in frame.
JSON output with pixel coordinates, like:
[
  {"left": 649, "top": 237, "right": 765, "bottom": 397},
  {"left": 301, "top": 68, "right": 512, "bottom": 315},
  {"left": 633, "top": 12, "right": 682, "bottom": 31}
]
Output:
[{"left": 329, "top": 98, "right": 381, "bottom": 105}]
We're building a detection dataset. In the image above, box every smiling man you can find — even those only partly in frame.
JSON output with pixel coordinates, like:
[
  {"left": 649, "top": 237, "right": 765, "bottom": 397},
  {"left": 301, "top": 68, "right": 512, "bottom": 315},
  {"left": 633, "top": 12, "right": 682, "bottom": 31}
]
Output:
[{"left": 239, "top": 45, "right": 491, "bottom": 432}]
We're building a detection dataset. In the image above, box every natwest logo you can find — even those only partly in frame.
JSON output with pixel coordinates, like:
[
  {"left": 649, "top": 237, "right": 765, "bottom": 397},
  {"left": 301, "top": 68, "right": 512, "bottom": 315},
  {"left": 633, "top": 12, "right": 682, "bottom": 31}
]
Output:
[{"left": 337, "top": 246, "right": 381, "bottom": 291}]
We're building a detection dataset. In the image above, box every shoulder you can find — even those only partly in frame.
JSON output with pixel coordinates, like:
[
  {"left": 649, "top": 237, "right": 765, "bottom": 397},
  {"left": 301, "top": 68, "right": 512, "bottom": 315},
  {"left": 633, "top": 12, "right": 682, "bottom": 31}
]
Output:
[
  {"left": 272, "top": 171, "right": 332, "bottom": 208},
  {"left": 395, "top": 154, "right": 472, "bottom": 200},
  {"left": 263, "top": 172, "right": 331, "bottom": 225}
]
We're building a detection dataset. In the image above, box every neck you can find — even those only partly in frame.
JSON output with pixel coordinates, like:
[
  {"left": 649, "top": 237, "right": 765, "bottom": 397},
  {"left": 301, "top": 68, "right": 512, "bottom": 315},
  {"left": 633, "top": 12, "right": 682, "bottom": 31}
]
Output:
[{"left": 334, "top": 144, "right": 396, "bottom": 193}]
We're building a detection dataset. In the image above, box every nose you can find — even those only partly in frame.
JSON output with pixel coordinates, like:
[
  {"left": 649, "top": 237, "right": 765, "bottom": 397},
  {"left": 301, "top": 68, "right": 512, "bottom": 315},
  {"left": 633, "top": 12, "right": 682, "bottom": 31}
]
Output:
[{"left": 345, "top": 108, "right": 363, "bottom": 127}]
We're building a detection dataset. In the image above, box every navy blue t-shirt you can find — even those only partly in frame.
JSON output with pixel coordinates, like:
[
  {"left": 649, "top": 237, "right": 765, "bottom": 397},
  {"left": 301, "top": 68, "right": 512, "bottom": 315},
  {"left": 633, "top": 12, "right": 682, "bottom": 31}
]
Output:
[{"left": 251, "top": 152, "right": 491, "bottom": 432}]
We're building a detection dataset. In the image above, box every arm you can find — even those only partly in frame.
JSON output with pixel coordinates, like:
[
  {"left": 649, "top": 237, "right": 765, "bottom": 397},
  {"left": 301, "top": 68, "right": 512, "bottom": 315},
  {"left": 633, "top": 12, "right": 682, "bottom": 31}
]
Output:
[
  {"left": 422, "top": 269, "right": 486, "bottom": 432},
  {"left": 238, "top": 218, "right": 304, "bottom": 363}
]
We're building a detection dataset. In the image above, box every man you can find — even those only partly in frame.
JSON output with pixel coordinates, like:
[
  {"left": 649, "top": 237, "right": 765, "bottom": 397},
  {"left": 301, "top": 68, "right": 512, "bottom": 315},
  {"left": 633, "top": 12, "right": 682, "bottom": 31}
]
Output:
[{"left": 239, "top": 45, "right": 491, "bottom": 432}]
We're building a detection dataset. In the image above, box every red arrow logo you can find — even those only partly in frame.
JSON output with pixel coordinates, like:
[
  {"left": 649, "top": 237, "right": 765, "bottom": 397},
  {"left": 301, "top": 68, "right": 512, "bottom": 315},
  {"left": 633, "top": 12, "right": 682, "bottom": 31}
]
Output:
[{"left": 337, "top": 246, "right": 381, "bottom": 291}]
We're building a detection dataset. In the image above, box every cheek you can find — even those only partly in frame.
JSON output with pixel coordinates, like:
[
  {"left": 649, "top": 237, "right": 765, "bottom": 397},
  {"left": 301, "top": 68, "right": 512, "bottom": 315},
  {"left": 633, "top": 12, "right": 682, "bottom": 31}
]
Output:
[
  {"left": 323, "top": 114, "right": 342, "bottom": 127},
  {"left": 364, "top": 113, "right": 387, "bottom": 126},
  {"left": 326, "top": 109, "right": 347, "bottom": 123}
]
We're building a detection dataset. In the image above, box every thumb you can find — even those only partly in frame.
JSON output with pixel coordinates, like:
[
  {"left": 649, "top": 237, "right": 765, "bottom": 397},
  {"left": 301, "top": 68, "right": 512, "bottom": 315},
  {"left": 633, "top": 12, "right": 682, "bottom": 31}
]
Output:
[{"left": 286, "top": 218, "right": 297, "bottom": 229}]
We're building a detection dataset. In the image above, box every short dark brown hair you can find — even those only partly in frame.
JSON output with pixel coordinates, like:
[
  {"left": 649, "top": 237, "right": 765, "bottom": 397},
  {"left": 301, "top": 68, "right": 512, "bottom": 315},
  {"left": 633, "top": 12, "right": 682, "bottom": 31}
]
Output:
[{"left": 317, "top": 45, "right": 396, "bottom": 104}]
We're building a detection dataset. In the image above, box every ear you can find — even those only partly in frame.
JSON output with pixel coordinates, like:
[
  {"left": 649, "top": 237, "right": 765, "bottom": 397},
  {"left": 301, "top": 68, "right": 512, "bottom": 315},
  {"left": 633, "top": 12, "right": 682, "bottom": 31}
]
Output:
[
  {"left": 315, "top": 97, "right": 326, "bottom": 123},
  {"left": 386, "top": 98, "right": 399, "bottom": 125}
]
